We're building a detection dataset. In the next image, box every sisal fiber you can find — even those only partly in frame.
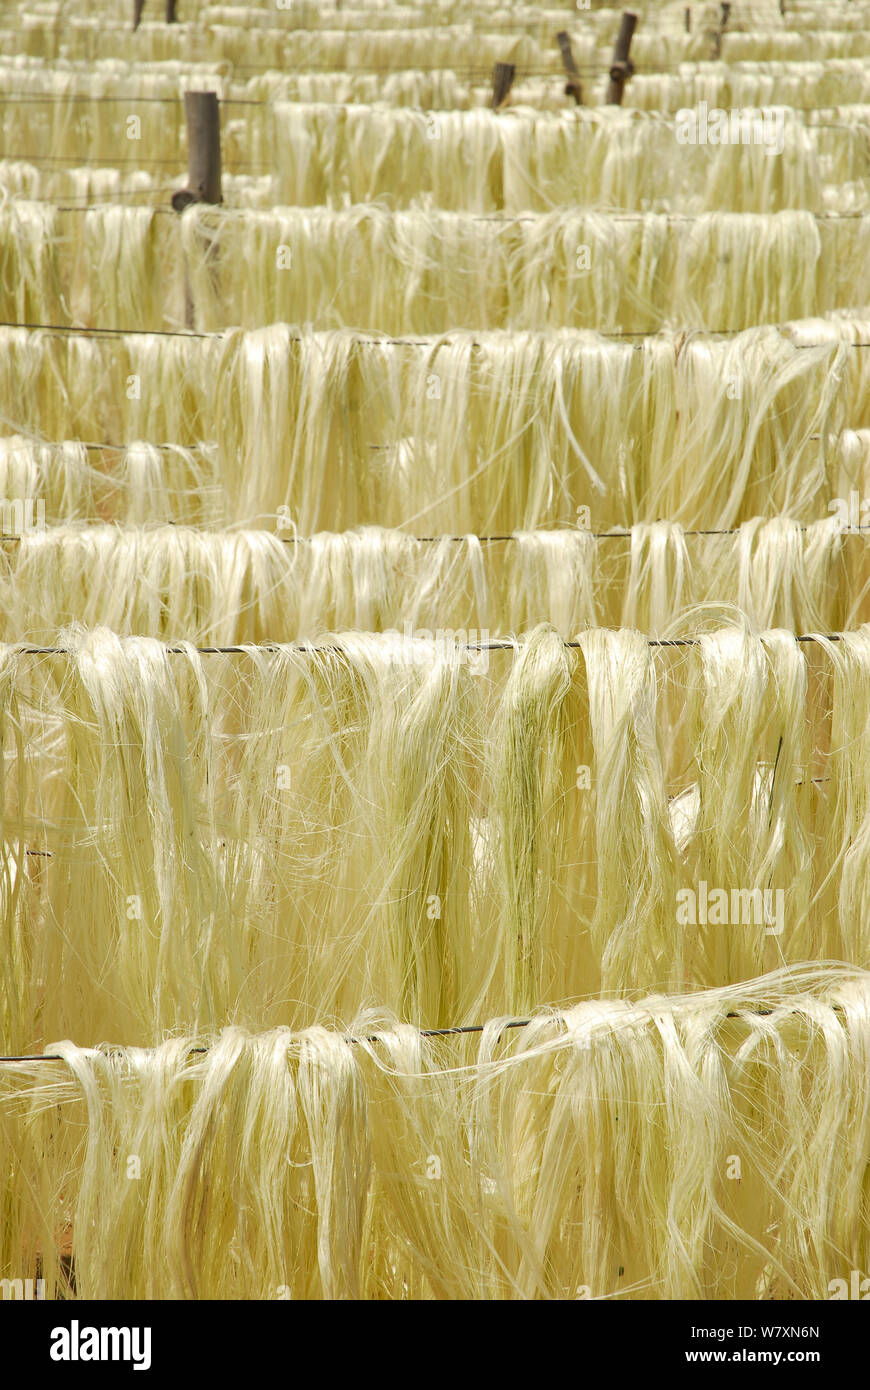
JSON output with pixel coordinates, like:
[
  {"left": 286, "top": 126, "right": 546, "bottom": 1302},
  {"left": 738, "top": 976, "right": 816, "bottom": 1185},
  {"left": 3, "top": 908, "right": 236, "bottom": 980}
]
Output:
[
  {"left": 0, "top": 517, "right": 867, "bottom": 645},
  {"left": 1, "top": 319, "right": 863, "bottom": 533},
  {"left": 9, "top": 55, "right": 870, "bottom": 117},
  {"left": 6, "top": 201, "right": 870, "bottom": 333},
  {"left": 7, "top": 0, "right": 870, "bottom": 1307},
  {"left": 270, "top": 103, "right": 837, "bottom": 215},
  {"left": 2, "top": 966, "right": 869, "bottom": 1299},
  {"left": 3, "top": 626, "right": 870, "bottom": 1052}
]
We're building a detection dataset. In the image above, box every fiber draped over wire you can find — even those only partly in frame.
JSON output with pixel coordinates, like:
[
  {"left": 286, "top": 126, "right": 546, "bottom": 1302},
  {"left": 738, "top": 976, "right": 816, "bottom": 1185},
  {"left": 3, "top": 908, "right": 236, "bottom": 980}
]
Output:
[
  {"left": 0, "top": 517, "right": 868, "bottom": 644},
  {"left": 13, "top": 13, "right": 870, "bottom": 69},
  {"left": 4, "top": 624, "right": 870, "bottom": 1051},
  {"left": 11, "top": 20, "right": 577, "bottom": 72},
  {"left": 9, "top": 0, "right": 870, "bottom": 1305},
  {"left": 4, "top": 202, "right": 870, "bottom": 333},
  {"left": 2, "top": 966, "right": 869, "bottom": 1299},
  {"left": 10, "top": 55, "right": 870, "bottom": 118},
  {"left": 3, "top": 97, "right": 862, "bottom": 214},
  {"left": 270, "top": 104, "right": 846, "bottom": 215},
  {"left": 0, "top": 436, "right": 222, "bottom": 527},
  {"left": 3, "top": 320, "right": 869, "bottom": 532}
]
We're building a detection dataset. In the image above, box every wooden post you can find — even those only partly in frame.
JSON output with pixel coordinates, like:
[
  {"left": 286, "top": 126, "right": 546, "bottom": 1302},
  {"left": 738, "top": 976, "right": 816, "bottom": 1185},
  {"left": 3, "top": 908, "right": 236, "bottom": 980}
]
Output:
[
  {"left": 166, "top": 0, "right": 178, "bottom": 21},
  {"left": 556, "top": 31, "right": 583, "bottom": 105},
  {"left": 605, "top": 10, "right": 637, "bottom": 106},
  {"left": 490, "top": 62, "right": 515, "bottom": 110},
  {"left": 172, "top": 91, "right": 222, "bottom": 210},
  {"left": 172, "top": 92, "right": 222, "bottom": 329},
  {"left": 684, "top": 7, "right": 691, "bottom": 31},
  {"left": 133, "top": 0, "right": 146, "bottom": 30},
  {"left": 712, "top": 2, "right": 729, "bottom": 59}
]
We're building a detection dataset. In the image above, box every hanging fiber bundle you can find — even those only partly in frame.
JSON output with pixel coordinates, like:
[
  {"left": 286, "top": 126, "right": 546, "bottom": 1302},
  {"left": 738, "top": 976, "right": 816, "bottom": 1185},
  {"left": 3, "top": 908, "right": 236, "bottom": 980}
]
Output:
[
  {"left": 211, "top": 322, "right": 848, "bottom": 532},
  {"left": 0, "top": 320, "right": 858, "bottom": 532},
  {"left": 270, "top": 103, "right": 830, "bottom": 215},
  {"left": 0, "top": 516, "right": 866, "bottom": 645},
  {"left": 0, "top": 524, "right": 299, "bottom": 644},
  {"left": 2, "top": 966, "right": 869, "bottom": 1299},
  {"left": 12, "top": 17, "right": 553, "bottom": 70},
  {"left": 4, "top": 625, "right": 870, "bottom": 1052},
  {"left": 617, "top": 59, "right": 870, "bottom": 113},
  {"left": 14, "top": 202, "right": 869, "bottom": 334},
  {"left": 0, "top": 328, "right": 211, "bottom": 450},
  {"left": 719, "top": 30, "right": 870, "bottom": 62},
  {"left": 11, "top": 55, "right": 870, "bottom": 119},
  {"left": 0, "top": 437, "right": 221, "bottom": 528},
  {"left": 0, "top": 438, "right": 102, "bottom": 524},
  {"left": 0, "top": 159, "right": 162, "bottom": 206}
]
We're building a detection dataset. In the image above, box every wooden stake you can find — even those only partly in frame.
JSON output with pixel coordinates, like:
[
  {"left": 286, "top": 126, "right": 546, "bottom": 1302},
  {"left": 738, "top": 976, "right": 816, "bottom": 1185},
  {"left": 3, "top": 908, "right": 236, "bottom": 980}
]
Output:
[
  {"left": 712, "top": 1, "right": 729, "bottom": 59},
  {"left": 172, "top": 92, "right": 222, "bottom": 330},
  {"left": 490, "top": 62, "right": 515, "bottom": 110},
  {"left": 133, "top": 0, "right": 146, "bottom": 29},
  {"left": 605, "top": 10, "right": 637, "bottom": 106},
  {"left": 685, "top": 7, "right": 691, "bottom": 31},
  {"left": 166, "top": 0, "right": 178, "bottom": 21},
  {"left": 556, "top": 31, "right": 583, "bottom": 105},
  {"left": 172, "top": 91, "right": 222, "bottom": 210}
]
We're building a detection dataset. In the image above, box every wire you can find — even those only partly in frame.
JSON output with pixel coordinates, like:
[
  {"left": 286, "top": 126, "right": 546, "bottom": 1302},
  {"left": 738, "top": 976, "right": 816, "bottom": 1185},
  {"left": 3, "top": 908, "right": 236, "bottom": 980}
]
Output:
[
  {"left": 0, "top": 1003, "right": 845, "bottom": 1064},
  {"left": 0, "top": 634, "right": 847, "bottom": 656},
  {"left": 271, "top": 524, "right": 870, "bottom": 543},
  {"left": 0, "top": 92, "right": 864, "bottom": 124},
  {"left": 3, "top": 154, "right": 272, "bottom": 167},
  {"left": 2, "top": 1021, "right": 531, "bottom": 1062},
  {"left": 1, "top": 521, "right": 865, "bottom": 542},
  {"left": 6, "top": 193, "right": 869, "bottom": 222},
  {"left": 0, "top": 319, "right": 868, "bottom": 346},
  {"left": 0, "top": 321, "right": 209, "bottom": 338}
]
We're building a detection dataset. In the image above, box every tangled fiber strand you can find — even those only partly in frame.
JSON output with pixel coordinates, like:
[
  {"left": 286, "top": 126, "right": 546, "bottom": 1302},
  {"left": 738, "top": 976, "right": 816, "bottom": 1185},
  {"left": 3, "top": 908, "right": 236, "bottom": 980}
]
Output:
[{"left": 2, "top": 966, "right": 869, "bottom": 1299}]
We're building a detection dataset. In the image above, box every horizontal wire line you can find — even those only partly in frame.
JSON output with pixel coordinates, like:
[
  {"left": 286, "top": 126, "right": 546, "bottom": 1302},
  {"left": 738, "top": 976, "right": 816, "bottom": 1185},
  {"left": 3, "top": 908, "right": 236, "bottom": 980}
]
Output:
[
  {"left": 6, "top": 195, "right": 870, "bottom": 219},
  {"left": 2, "top": 154, "right": 271, "bottom": 166},
  {"left": 0, "top": 1004, "right": 837, "bottom": 1063},
  {"left": 3, "top": 525, "right": 866, "bottom": 542},
  {"left": 0, "top": 321, "right": 209, "bottom": 337},
  {"left": 0, "top": 635, "right": 847, "bottom": 655},
  {"left": 0, "top": 93, "right": 865, "bottom": 122},
  {"left": 11, "top": 48, "right": 860, "bottom": 75},
  {"left": 4, "top": 43, "right": 868, "bottom": 76},
  {"left": 0, "top": 320, "right": 868, "bottom": 345}
]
